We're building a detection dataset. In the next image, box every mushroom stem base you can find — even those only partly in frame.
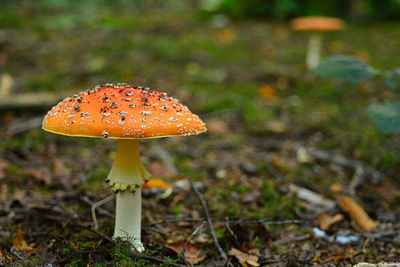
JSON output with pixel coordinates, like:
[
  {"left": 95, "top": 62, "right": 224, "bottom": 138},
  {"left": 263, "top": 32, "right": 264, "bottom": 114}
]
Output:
[
  {"left": 114, "top": 190, "right": 144, "bottom": 252},
  {"left": 306, "top": 33, "right": 322, "bottom": 70},
  {"left": 107, "top": 139, "right": 150, "bottom": 252}
]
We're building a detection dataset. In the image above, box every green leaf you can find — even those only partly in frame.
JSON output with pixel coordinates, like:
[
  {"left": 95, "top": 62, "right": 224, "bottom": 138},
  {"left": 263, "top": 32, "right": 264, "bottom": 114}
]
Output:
[
  {"left": 314, "top": 55, "right": 378, "bottom": 84},
  {"left": 385, "top": 68, "right": 400, "bottom": 90},
  {"left": 366, "top": 101, "right": 400, "bottom": 135}
]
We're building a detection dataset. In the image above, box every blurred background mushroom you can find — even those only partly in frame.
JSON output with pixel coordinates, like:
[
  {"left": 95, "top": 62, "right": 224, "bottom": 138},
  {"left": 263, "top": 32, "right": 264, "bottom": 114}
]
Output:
[{"left": 290, "top": 16, "right": 345, "bottom": 69}]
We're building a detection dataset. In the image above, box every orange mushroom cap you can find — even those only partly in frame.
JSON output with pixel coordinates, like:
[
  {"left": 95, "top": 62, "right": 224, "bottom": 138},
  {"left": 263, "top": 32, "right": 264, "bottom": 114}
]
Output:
[
  {"left": 42, "top": 83, "right": 207, "bottom": 139},
  {"left": 290, "top": 16, "right": 345, "bottom": 32}
]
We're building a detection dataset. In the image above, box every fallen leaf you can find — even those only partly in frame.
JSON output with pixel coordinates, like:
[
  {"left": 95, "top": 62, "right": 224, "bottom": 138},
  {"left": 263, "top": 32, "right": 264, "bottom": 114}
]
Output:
[
  {"left": 353, "top": 50, "right": 370, "bottom": 63},
  {"left": 53, "top": 158, "right": 71, "bottom": 176},
  {"left": 269, "top": 155, "right": 293, "bottom": 173},
  {"left": 328, "top": 40, "right": 343, "bottom": 54},
  {"left": 296, "top": 147, "right": 313, "bottom": 163},
  {"left": 166, "top": 241, "right": 206, "bottom": 265},
  {"left": 274, "top": 26, "right": 290, "bottom": 41},
  {"left": 24, "top": 168, "right": 52, "bottom": 186},
  {"left": 338, "top": 195, "right": 376, "bottom": 231},
  {"left": 142, "top": 178, "right": 170, "bottom": 190},
  {"left": 241, "top": 190, "right": 261, "bottom": 203},
  {"left": 0, "top": 159, "right": 9, "bottom": 179},
  {"left": 370, "top": 181, "right": 400, "bottom": 201},
  {"left": 266, "top": 121, "right": 287, "bottom": 134},
  {"left": 258, "top": 85, "right": 276, "bottom": 99},
  {"left": 1, "top": 182, "right": 8, "bottom": 203},
  {"left": 206, "top": 119, "right": 228, "bottom": 135},
  {"left": 0, "top": 73, "right": 13, "bottom": 97},
  {"left": 229, "top": 247, "right": 260, "bottom": 266},
  {"left": 148, "top": 162, "right": 175, "bottom": 178},
  {"left": 12, "top": 228, "right": 34, "bottom": 251},
  {"left": 215, "top": 28, "right": 236, "bottom": 44},
  {"left": 289, "top": 184, "right": 335, "bottom": 209},
  {"left": 317, "top": 213, "right": 344, "bottom": 230},
  {"left": 330, "top": 185, "right": 377, "bottom": 231}
]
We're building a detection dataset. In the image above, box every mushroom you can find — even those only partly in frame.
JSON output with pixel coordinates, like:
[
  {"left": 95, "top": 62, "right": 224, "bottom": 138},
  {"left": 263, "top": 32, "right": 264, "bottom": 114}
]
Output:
[
  {"left": 42, "top": 83, "right": 207, "bottom": 252},
  {"left": 290, "top": 16, "right": 345, "bottom": 69}
]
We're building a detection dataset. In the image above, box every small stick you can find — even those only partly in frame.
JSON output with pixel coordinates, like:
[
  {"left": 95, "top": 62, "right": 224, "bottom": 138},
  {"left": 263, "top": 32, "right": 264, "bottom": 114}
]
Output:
[
  {"left": 182, "top": 222, "right": 205, "bottom": 250},
  {"left": 6, "top": 116, "right": 43, "bottom": 136},
  {"left": 148, "top": 217, "right": 303, "bottom": 226},
  {"left": 90, "top": 195, "right": 115, "bottom": 229},
  {"left": 89, "top": 228, "right": 114, "bottom": 243},
  {"left": 225, "top": 218, "right": 237, "bottom": 240},
  {"left": 297, "top": 146, "right": 384, "bottom": 190},
  {"left": 10, "top": 248, "right": 29, "bottom": 263},
  {"left": 188, "top": 177, "right": 227, "bottom": 261},
  {"left": 80, "top": 195, "right": 115, "bottom": 221}
]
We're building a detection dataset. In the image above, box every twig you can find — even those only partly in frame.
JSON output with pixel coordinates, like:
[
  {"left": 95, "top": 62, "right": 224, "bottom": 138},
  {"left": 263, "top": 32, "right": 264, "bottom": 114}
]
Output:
[
  {"left": 80, "top": 195, "right": 115, "bottom": 220},
  {"left": 2, "top": 150, "right": 31, "bottom": 168},
  {"left": 297, "top": 146, "right": 384, "bottom": 193},
  {"left": 130, "top": 252, "right": 187, "bottom": 267},
  {"left": 10, "top": 248, "right": 29, "bottom": 263},
  {"left": 6, "top": 116, "right": 43, "bottom": 136},
  {"left": 54, "top": 236, "right": 112, "bottom": 254},
  {"left": 183, "top": 222, "right": 205, "bottom": 249},
  {"left": 91, "top": 195, "right": 115, "bottom": 229},
  {"left": 289, "top": 184, "right": 335, "bottom": 209},
  {"left": 0, "top": 91, "right": 75, "bottom": 111},
  {"left": 147, "top": 217, "right": 304, "bottom": 226},
  {"left": 150, "top": 144, "right": 178, "bottom": 176},
  {"left": 188, "top": 177, "right": 228, "bottom": 261},
  {"left": 89, "top": 228, "right": 186, "bottom": 267},
  {"left": 367, "top": 230, "right": 400, "bottom": 240},
  {"left": 89, "top": 228, "right": 114, "bottom": 243},
  {"left": 225, "top": 218, "right": 237, "bottom": 240}
]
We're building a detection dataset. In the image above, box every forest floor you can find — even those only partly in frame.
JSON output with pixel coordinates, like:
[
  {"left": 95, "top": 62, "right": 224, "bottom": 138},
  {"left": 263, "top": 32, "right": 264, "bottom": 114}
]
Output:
[{"left": 0, "top": 2, "right": 400, "bottom": 266}]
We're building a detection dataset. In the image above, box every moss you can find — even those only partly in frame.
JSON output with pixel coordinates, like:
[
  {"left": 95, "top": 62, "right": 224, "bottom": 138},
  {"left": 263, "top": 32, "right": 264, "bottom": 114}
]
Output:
[{"left": 378, "top": 152, "right": 398, "bottom": 168}]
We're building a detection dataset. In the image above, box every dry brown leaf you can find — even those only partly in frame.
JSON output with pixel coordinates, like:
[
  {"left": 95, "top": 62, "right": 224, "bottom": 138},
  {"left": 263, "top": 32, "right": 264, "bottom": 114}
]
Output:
[
  {"left": 229, "top": 247, "right": 260, "bottom": 266},
  {"left": 317, "top": 213, "right": 344, "bottom": 230},
  {"left": 274, "top": 26, "right": 290, "bottom": 41},
  {"left": 0, "top": 73, "right": 13, "bottom": 97},
  {"left": 166, "top": 241, "right": 206, "bottom": 265},
  {"left": 0, "top": 159, "right": 10, "bottom": 179},
  {"left": 258, "top": 85, "right": 276, "bottom": 99},
  {"left": 206, "top": 119, "right": 228, "bottom": 135},
  {"left": 12, "top": 228, "right": 34, "bottom": 251},
  {"left": 337, "top": 195, "right": 377, "bottom": 231},
  {"left": 53, "top": 158, "right": 70, "bottom": 176},
  {"left": 148, "top": 162, "right": 175, "bottom": 178},
  {"left": 330, "top": 185, "right": 376, "bottom": 231},
  {"left": 216, "top": 28, "right": 236, "bottom": 44},
  {"left": 371, "top": 181, "right": 400, "bottom": 201},
  {"left": 266, "top": 121, "right": 287, "bottom": 134},
  {"left": 269, "top": 155, "right": 293, "bottom": 173},
  {"left": 24, "top": 168, "right": 52, "bottom": 186}
]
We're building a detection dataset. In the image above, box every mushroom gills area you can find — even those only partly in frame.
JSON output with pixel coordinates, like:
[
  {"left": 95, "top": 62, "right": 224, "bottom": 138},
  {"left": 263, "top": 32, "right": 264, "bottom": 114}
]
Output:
[
  {"left": 106, "top": 139, "right": 150, "bottom": 252},
  {"left": 306, "top": 32, "right": 322, "bottom": 70}
]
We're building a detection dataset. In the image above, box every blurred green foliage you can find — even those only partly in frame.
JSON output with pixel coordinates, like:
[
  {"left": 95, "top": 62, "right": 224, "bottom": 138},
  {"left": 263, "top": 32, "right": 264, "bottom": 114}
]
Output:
[
  {"left": 200, "top": 0, "right": 400, "bottom": 20},
  {"left": 315, "top": 55, "right": 400, "bottom": 134},
  {"left": 3, "top": 0, "right": 400, "bottom": 22},
  {"left": 314, "top": 55, "right": 378, "bottom": 84}
]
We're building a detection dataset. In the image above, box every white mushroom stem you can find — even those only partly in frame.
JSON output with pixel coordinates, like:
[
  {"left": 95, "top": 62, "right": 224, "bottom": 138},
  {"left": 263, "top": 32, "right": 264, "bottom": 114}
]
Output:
[
  {"left": 106, "top": 139, "right": 150, "bottom": 252},
  {"left": 306, "top": 32, "right": 322, "bottom": 70}
]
